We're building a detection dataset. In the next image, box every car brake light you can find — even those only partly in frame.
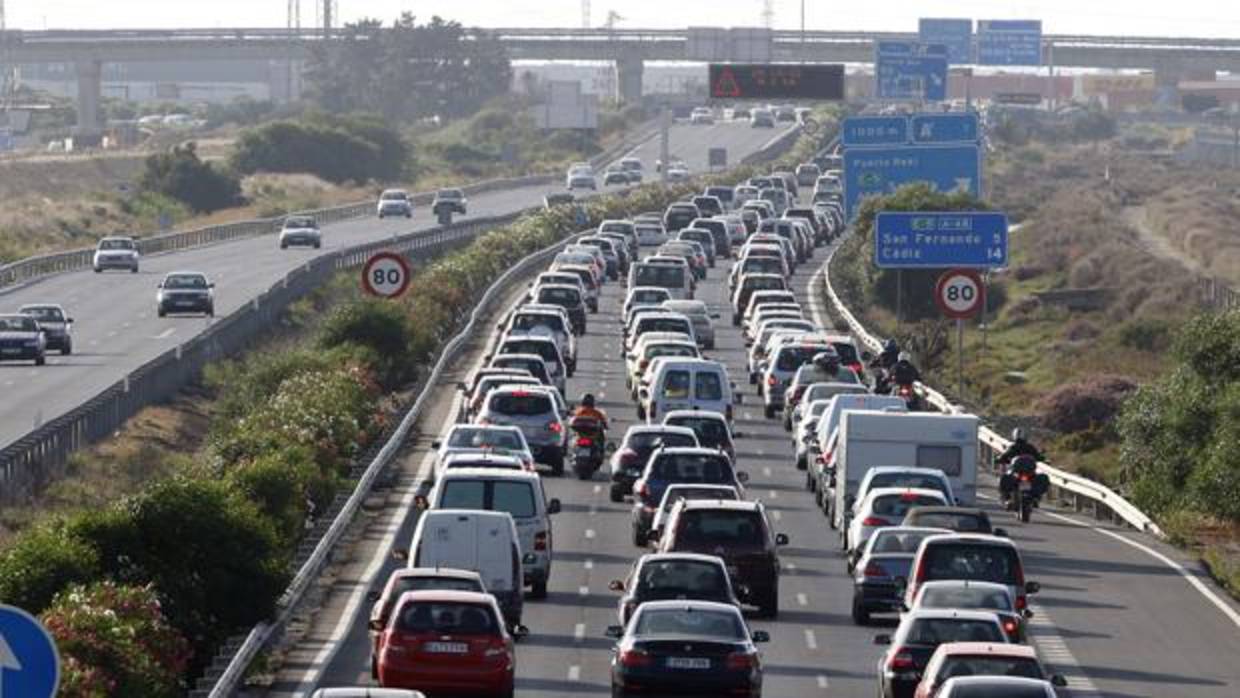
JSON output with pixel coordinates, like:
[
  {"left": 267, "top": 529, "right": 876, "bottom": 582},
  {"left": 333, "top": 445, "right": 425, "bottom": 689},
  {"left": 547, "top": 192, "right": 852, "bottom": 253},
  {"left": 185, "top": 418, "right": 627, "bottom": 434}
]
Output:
[
  {"left": 888, "top": 649, "right": 916, "bottom": 671},
  {"left": 767, "top": 375, "right": 777, "bottom": 386},
  {"left": 483, "top": 645, "right": 510, "bottom": 658},
  {"left": 725, "top": 651, "right": 758, "bottom": 671},
  {"left": 1002, "top": 619, "right": 1018, "bottom": 635},
  {"left": 619, "top": 449, "right": 638, "bottom": 466},
  {"left": 548, "top": 421, "right": 563, "bottom": 433},
  {"left": 863, "top": 563, "right": 887, "bottom": 578},
  {"left": 900, "top": 492, "right": 920, "bottom": 502},
  {"left": 861, "top": 516, "right": 889, "bottom": 527},
  {"left": 512, "top": 390, "right": 529, "bottom": 397},
  {"left": 534, "top": 531, "right": 548, "bottom": 551},
  {"left": 619, "top": 648, "right": 653, "bottom": 668},
  {"left": 636, "top": 483, "right": 650, "bottom": 500},
  {"left": 577, "top": 436, "right": 593, "bottom": 447},
  {"left": 1015, "top": 595, "right": 1027, "bottom": 611},
  {"left": 1019, "top": 473, "right": 1033, "bottom": 482},
  {"left": 640, "top": 359, "right": 649, "bottom": 369}
]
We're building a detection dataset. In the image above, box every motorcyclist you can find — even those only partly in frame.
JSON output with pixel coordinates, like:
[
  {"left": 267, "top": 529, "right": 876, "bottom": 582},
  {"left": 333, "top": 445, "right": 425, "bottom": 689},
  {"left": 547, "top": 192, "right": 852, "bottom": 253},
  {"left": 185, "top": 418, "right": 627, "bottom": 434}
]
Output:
[
  {"left": 998, "top": 428, "right": 1049, "bottom": 504},
  {"left": 811, "top": 347, "right": 847, "bottom": 380},
  {"left": 869, "top": 339, "right": 900, "bottom": 391},
  {"left": 890, "top": 351, "right": 920, "bottom": 387},
  {"left": 571, "top": 393, "right": 609, "bottom": 456}
]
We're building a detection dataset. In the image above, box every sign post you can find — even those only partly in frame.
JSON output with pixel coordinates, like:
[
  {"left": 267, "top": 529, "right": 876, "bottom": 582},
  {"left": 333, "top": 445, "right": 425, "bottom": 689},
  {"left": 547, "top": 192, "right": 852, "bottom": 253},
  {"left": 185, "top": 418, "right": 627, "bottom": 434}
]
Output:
[{"left": 361, "top": 251, "right": 412, "bottom": 299}]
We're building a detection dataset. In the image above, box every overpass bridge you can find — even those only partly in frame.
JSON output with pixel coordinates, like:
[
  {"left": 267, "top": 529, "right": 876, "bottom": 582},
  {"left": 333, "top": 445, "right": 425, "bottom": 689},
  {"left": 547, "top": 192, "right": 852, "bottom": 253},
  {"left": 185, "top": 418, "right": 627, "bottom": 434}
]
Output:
[{"left": 3, "top": 26, "right": 1240, "bottom": 136}]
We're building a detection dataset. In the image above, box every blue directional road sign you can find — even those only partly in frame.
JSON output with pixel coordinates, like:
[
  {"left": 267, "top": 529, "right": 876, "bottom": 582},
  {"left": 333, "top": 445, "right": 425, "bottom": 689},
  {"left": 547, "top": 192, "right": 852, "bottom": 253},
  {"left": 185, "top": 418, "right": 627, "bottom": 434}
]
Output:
[
  {"left": 842, "top": 144, "right": 981, "bottom": 220},
  {"left": 0, "top": 605, "right": 59, "bottom": 698},
  {"left": 874, "top": 211, "right": 1008, "bottom": 269},
  {"left": 841, "top": 116, "right": 909, "bottom": 148},
  {"left": 875, "top": 41, "right": 948, "bottom": 101},
  {"left": 910, "top": 113, "right": 980, "bottom": 144},
  {"left": 919, "top": 18, "right": 973, "bottom": 65},
  {"left": 977, "top": 19, "right": 1042, "bottom": 66}
]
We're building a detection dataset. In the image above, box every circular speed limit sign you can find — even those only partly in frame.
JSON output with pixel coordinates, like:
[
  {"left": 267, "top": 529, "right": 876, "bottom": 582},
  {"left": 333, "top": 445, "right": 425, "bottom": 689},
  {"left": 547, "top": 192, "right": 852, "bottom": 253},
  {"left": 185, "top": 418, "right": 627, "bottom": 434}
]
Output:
[
  {"left": 362, "top": 251, "right": 411, "bottom": 299},
  {"left": 935, "top": 269, "right": 985, "bottom": 319}
]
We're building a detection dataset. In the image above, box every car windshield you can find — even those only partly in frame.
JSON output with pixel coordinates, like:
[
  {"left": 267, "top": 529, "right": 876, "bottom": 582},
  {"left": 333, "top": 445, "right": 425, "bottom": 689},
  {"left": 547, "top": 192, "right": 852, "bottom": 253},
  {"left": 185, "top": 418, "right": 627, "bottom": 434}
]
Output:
[
  {"left": 512, "top": 314, "right": 565, "bottom": 334},
  {"left": 905, "top": 618, "right": 1005, "bottom": 646},
  {"left": 628, "top": 431, "right": 698, "bottom": 452},
  {"left": 652, "top": 454, "right": 732, "bottom": 482},
  {"left": 284, "top": 217, "right": 316, "bottom": 228},
  {"left": 488, "top": 393, "right": 552, "bottom": 416},
  {"left": 924, "top": 545, "right": 1022, "bottom": 585},
  {"left": 870, "top": 529, "right": 941, "bottom": 555},
  {"left": 937, "top": 657, "right": 1044, "bottom": 681},
  {"left": 538, "top": 288, "right": 580, "bottom": 305},
  {"left": 694, "top": 372, "right": 724, "bottom": 401},
  {"left": 395, "top": 601, "right": 498, "bottom": 635},
  {"left": 0, "top": 316, "right": 38, "bottom": 332},
  {"left": 632, "top": 289, "right": 670, "bottom": 304},
  {"left": 675, "top": 510, "right": 766, "bottom": 546},
  {"left": 381, "top": 191, "right": 408, "bottom": 200},
  {"left": 666, "top": 417, "right": 729, "bottom": 447},
  {"left": 745, "top": 278, "right": 785, "bottom": 294},
  {"left": 921, "top": 586, "right": 1013, "bottom": 611},
  {"left": 634, "top": 265, "right": 684, "bottom": 287},
  {"left": 910, "top": 512, "right": 988, "bottom": 533},
  {"left": 99, "top": 239, "right": 134, "bottom": 250},
  {"left": 164, "top": 275, "right": 208, "bottom": 289},
  {"left": 20, "top": 307, "right": 63, "bottom": 322},
  {"left": 872, "top": 494, "right": 944, "bottom": 518},
  {"left": 602, "top": 222, "right": 635, "bottom": 234},
  {"left": 637, "top": 561, "right": 728, "bottom": 597},
  {"left": 633, "top": 607, "right": 745, "bottom": 639},
  {"left": 437, "top": 189, "right": 463, "bottom": 199},
  {"left": 447, "top": 428, "right": 524, "bottom": 451}
]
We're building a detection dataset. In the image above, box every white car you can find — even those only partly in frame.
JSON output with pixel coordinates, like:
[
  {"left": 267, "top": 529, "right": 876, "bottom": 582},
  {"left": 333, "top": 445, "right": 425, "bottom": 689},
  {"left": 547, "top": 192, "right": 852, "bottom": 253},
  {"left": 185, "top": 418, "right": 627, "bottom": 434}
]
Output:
[
  {"left": 279, "top": 215, "right": 322, "bottom": 249},
  {"left": 666, "top": 167, "right": 691, "bottom": 183},
  {"left": 635, "top": 221, "right": 669, "bottom": 247},
  {"left": 430, "top": 424, "right": 536, "bottom": 481},
  {"left": 844, "top": 488, "right": 950, "bottom": 563},
  {"left": 623, "top": 287, "right": 673, "bottom": 324},
  {"left": 93, "top": 236, "right": 140, "bottom": 273},
  {"left": 377, "top": 188, "right": 413, "bottom": 218}
]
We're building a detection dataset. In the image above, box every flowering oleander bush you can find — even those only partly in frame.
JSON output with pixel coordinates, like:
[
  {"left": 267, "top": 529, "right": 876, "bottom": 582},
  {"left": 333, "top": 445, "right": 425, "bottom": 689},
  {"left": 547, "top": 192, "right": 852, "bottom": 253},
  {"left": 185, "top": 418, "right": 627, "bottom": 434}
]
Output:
[{"left": 42, "top": 581, "right": 191, "bottom": 698}]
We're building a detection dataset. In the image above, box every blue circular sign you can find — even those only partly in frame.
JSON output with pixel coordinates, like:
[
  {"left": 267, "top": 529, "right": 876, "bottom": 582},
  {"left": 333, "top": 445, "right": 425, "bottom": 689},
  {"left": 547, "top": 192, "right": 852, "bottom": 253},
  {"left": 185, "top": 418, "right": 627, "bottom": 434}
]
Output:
[{"left": 0, "top": 604, "right": 59, "bottom": 698}]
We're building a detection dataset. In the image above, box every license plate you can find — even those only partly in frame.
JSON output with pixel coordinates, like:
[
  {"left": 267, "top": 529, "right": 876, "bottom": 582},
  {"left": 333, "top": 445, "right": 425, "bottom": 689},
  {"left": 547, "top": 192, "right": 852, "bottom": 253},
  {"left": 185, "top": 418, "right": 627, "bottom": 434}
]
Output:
[
  {"left": 575, "top": 447, "right": 593, "bottom": 457},
  {"left": 667, "top": 657, "right": 710, "bottom": 669},
  {"left": 1, "top": 348, "right": 20, "bottom": 355},
  {"left": 424, "top": 641, "right": 468, "bottom": 654},
  {"left": 1019, "top": 481, "right": 1033, "bottom": 492}
]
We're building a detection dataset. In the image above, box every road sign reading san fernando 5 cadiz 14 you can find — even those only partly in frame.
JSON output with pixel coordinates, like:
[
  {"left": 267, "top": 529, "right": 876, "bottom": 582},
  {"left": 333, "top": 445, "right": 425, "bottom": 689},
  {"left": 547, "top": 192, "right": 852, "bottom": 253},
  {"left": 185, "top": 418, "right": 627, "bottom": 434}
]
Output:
[
  {"left": 874, "top": 211, "right": 1008, "bottom": 269},
  {"left": 709, "top": 63, "right": 844, "bottom": 100}
]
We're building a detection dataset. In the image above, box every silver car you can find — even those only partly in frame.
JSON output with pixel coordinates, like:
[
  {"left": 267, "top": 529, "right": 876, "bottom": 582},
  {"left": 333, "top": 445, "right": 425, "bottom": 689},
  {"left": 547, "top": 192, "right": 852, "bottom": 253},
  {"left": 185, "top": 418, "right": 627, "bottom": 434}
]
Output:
[
  {"left": 18, "top": 304, "right": 73, "bottom": 355},
  {"left": 92, "top": 236, "right": 139, "bottom": 273},
  {"left": 474, "top": 386, "right": 567, "bottom": 476},
  {"left": 279, "top": 215, "right": 321, "bottom": 249},
  {"left": 156, "top": 271, "right": 215, "bottom": 318},
  {"left": 660, "top": 300, "right": 718, "bottom": 350},
  {"left": 377, "top": 188, "right": 413, "bottom": 218}
]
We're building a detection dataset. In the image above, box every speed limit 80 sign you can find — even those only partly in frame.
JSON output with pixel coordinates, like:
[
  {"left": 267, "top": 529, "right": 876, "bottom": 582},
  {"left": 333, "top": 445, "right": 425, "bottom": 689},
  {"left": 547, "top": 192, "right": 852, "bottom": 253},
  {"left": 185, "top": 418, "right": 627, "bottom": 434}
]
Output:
[
  {"left": 935, "top": 268, "right": 985, "bottom": 319},
  {"left": 362, "top": 251, "right": 411, "bottom": 299}
]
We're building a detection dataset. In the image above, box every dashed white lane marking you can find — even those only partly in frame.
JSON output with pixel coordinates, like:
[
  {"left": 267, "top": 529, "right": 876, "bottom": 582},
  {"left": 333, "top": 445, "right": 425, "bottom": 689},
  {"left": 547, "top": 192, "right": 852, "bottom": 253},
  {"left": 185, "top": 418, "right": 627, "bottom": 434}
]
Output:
[
  {"left": 568, "top": 665, "right": 581, "bottom": 681},
  {"left": 573, "top": 623, "right": 585, "bottom": 642},
  {"left": 816, "top": 675, "right": 829, "bottom": 689},
  {"left": 796, "top": 593, "right": 809, "bottom": 607},
  {"left": 584, "top": 559, "right": 594, "bottom": 570},
  {"left": 152, "top": 328, "right": 175, "bottom": 340},
  {"left": 771, "top": 509, "right": 782, "bottom": 522},
  {"left": 593, "top": 484, "right": 602, "bottom": 495},
  {"left": 106, "top": 330, "right": 117, "bottom": 338},
  {"left": 88, "top": 339, "right": 99, "bottom": 346},
  {"left": 804, "top": 629, "right": 818, "bottom": 650},
  {"left": 585, "top": 528, "right": 596, "bottom": 539},
  {"left": 786, "top": 562, "right": 798, "bottom": 573},
  {"left": 768, "top": 489, "right": 779, "bottom": 500},
  {"left": 763, "top": 466, "right": 772, "bottom": 477},
  {"left": 1027, "top": 602, "right": 1102, "bottom": 695},
  {"left": 578, "top": 585, "right": 590, "bottom": 597}
]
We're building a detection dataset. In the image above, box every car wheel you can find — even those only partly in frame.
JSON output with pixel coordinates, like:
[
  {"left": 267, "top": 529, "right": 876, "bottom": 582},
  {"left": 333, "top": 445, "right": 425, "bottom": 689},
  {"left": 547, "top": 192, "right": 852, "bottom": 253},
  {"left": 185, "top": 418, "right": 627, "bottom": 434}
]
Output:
[
  {"left": 763, "top": 404, "right": 776, "bottom": 419},
  {"left": 827, "top": 502, "right": 836, "bottom": 526},
  {"left": 530, "top": 579, "right": 548, "bottom": 600},
  {"left": 783, "top": 416, "right": 792, "bottom": 432},
  {"left": 636, "top": 404, "right": 646, "bottom": 421},
  {"left": 548, "top": 451, "right": 565, "bottom": 477},
  {"left": 93, "top": 267, "right": 101, "bottom": 273},
  {"left": 207, "top": 306, "right": 215, "bottom": 318},
  {"left": 378, "top": 213, "right": 385, "bottom": 219},
  {"left": 157, "top": 308, "right": 166, "bottom": 318},
  {"left": 314, "top": 242, "right": 321, "bottom": 249},
  {"left": 61, "top": 342, "right": 72, "bottom": 356},
  {"left": 371, "top": 655, "right": 378, "bottom": 680},
  {"left": 705, "top": 340, "right": 715, "bottom": 350},
  {"left": 760, "top": 590, "right": 779, "bottom": 618},
  {"left": 732, "top": 315, "right": 740, "bottom": 327},
  {"left": 633, "top": 527, "right": 647, "bottom": 547},
  {"left": 612, "top": 684, "right": 627, "bottom": 698},
  {"left": 34, "top": 354, "right": 45, "bottom": 367},
  {"left": 131, "top": 265, "right": 139, "bottom": 273},
  {"left": 797, "top": 454, "right": 807, "bottom": 473},
  {"left": 609, "top": 485, "right": 625, "bottom": 503},
  {"left": 851, "top": 596, "right": 870, "bottom": 625}
]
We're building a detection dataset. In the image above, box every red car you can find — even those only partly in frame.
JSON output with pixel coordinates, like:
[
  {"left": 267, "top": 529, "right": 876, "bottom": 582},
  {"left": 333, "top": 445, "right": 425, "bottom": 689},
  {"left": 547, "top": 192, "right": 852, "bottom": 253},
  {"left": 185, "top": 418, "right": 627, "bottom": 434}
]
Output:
[{"left": 376, "top": 590, "right": 524, "bottom": 697}]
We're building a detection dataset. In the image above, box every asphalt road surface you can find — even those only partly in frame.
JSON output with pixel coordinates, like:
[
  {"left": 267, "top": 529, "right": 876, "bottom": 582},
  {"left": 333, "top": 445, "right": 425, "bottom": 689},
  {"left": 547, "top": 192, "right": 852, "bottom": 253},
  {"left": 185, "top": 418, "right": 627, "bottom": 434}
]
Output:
[
  {"left": 0, "top": 120, "right": 787, "bottom": 451},
  {"left": 271, "top": 199, "right": 1240, "bottom": 694}
]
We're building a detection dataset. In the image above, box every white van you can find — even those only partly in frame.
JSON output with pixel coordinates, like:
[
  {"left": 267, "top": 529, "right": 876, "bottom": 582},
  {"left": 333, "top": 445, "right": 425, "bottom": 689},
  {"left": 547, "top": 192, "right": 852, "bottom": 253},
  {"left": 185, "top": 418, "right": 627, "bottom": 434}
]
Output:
[
  {"left": 423, "top": 468, "right": 561, "bottom": 600},
  {"left": 639, "top": 358, "right": 739, "bottom": 423},
  {"left": 831, "top": 411, "right": 979, "bottom": 531},
  {"left": 403, "top": 509, "right": 525, "bottom": 625}
]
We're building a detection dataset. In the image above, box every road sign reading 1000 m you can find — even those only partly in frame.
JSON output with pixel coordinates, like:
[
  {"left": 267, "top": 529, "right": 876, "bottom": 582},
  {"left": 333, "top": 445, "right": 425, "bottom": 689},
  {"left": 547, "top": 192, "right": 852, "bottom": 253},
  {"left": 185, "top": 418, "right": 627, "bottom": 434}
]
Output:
[
  {"left": 709, "top": 63, "right": 844, "bottom": 100},
  {"left": 362, "top": 251, "right": 412, "bottom": 299}
]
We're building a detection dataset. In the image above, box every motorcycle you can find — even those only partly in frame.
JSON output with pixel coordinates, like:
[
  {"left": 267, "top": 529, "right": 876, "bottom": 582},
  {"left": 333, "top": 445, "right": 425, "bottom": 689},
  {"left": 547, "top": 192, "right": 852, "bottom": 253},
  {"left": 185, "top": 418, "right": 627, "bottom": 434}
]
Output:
[
  {"left": 893, "top": 382, "right": 922, "bottom": 411},
  {"left": 569, "top": 416, "right": 608, "bottom": 480},
  {"left": 1002, "top": 455, "right": 1046, "bottom": 523}
]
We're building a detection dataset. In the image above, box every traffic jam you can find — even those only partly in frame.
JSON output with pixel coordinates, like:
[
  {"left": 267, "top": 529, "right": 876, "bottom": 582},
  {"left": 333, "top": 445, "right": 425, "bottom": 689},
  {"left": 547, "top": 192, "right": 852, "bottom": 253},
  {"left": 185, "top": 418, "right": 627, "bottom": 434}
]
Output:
[{"left": 358, "top": 160, "right": 1067, "bottom": 698}]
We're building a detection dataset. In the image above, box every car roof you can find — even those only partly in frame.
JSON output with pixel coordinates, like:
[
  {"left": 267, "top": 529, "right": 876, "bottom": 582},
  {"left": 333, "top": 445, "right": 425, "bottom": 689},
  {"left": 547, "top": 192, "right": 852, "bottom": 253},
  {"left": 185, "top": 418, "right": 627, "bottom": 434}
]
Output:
[
  {"left": 490, "top": 353, "right": 546, "bottom": 364},
  {"left": 633, "top": 599, "right": 740, "bottom": 614},
  {"left": 310, "top": 688, "right": 425, "bottom": 698},
  {"left": 397, "top": 567, "right": 485, "bottom": 581},
  {"left": 664, "top": 408, "right": 729, "bottom": 420},
  {"left": 918, "top": 580, "right": 1012, "bottom": 594},
  {"left": 940, "top": 676, "right": 1053, "bottom": 690},
  {"left": 676, "top": 499, "right": 762, "bottom": 513},
  {"left": 437, "top": 467, "right": 541, "bottom": 483},
  {"left": 18, "top": 303, "right": 64, "bottom": 311},
  {"left": 626, "top": 424, "right": 698, "bottom": 437},
  {"left": 165, "top": 270, "right": 207, "bottom": 278},
  {"left": 863, "top": 487, "right": 948, "bottom": 502},
  {"left": 638, "top": 552, "right": 728, "bottom": 567},
  {"left": 392, "top": 589, "right": 496, "bottom": 605},
  {"left": 922, "top": 533, "right": 1018, "bottom": 548},
  {"left": 441, "top": 452, "right": 524, "bottom": 465},
  {"left": 932, "top": 641, "right": 1040, "bottom": 659},
  {"left": 907, "top": 506, "right": 987, "bottom": 516}
]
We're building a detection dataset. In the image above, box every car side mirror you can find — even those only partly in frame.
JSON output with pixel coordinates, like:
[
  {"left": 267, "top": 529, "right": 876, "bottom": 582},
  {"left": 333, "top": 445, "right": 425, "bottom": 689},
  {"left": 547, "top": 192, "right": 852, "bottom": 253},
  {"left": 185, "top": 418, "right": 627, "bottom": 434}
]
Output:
[
  {"left": 604, "top": 625, "right": 624, "bottom": 639},
  {"left": 368, "top": 618, "right": 385, "bottom": 632},
  {"left": 737, "top": 471, "right": 750, "bottom": 483},
  {"left": 392, "top": 549, "right": 409, "bottom": 562},
  {"left": 1051, "top": 675, "right": 1068, "bottom": 687},
  {"left": 456, "top": 381, "right": 468, "bottom": 392},
  {"left": 431, "top": 440, "right": 442, "bottom": 449},
  {"left": 992, "top": 527, "right": 1008, "bottom": 538},
  {"left": 67, "top": 318, "right": 75, "bottom": 324},
  {"left": 522, "top": 552, "right": 537, "bottom": 565},
  {"left": 710, "top": 312, "right": 721, "bottom": 319},
  {"left": 751, "top": 630, "right": 771, "bottom": 643},
  {"left": 366, "top": 590, "right": 381, "bottom": 602},
  {"left": 608, "top": 579, "right": 625, "bottom": 592},
  {"left": 605, "top": 442, "right": 618, "bottom": 454},
  {"left": 547, "top": 498, "right": 562, "bottom": 515},
  {"left": 873, "top": 634, "right": 892, "bottom": 646},
  {"left": 414, "top": 494, "right": 429, "bottom": 510},
  {"left": 732, "top": 431, "right": 745, "bottom": 439},
  {"left": 1025, "top": 581, "right": 1041, "bottom": 594},
  {"left": 209, "top": 283, "right": 215, "bottom": 288},
  {"left": 1023, "top": 609, "right": 1034, "bottom": 619},
  {"left": 775, "top": 533, "right": 789, "bottom": 546},
  {"left": 512, "top": 624, "right": 530, "bottom": 639}
]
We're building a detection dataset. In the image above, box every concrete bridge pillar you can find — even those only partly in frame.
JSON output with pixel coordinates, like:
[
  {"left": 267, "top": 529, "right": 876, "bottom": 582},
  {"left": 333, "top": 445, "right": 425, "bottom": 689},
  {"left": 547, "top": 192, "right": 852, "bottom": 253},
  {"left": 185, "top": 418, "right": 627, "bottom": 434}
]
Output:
[
  {"left": 73, "top": 59, "right": 103, "bottom": 144},
  {"left": 614, "top": 54, "right": 644, "bottom": 105}
]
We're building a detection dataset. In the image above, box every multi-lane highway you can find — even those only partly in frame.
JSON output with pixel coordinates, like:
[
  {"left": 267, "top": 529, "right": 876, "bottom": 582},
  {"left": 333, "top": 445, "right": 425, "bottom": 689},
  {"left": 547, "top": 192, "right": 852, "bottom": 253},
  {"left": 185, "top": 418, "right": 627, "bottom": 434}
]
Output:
[
  {"left": 265, "top": 180, "right": 1240, "bottom": 695},
  {"left": 0, "top": 121, "right": 787, "bottom": 451}
]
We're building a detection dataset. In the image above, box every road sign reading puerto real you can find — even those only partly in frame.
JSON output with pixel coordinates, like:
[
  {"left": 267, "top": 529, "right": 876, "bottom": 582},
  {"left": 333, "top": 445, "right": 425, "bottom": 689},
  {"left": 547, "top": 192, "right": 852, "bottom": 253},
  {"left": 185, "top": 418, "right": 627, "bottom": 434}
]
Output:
[
  {"left": 842, "top": 145, "right": 981, "bottom": 220},
  {"left": 935, "top": 269, "right": 986, "bottom": 319},
  {"left": 874, "top": 211, "right": 1008, "bottom": 269},
  {"left": 361, "top": 251, "right": 412, "bottom": 299},
  {"left": 0, "top": 604, "right": 60, "bottom": 698}
]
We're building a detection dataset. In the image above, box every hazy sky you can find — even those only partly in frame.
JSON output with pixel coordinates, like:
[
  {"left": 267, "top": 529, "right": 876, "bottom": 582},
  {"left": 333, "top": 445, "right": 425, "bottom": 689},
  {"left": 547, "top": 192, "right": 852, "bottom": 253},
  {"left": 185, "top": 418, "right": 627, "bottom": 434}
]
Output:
[{"left": 7, "top": 1, "right": 1240, "bottom": 38}]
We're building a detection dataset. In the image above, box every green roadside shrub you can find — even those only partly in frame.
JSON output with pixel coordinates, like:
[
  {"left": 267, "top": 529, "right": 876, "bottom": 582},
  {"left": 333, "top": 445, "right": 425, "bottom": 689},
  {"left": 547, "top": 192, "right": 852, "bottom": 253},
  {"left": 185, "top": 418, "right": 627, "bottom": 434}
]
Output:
[
  {"left": 0, "top": 525, "right": 101, "bottom": 613},
  {"left": 139, "top": 143, "right": 242, "bottom": 214},
  {"left": 319, "top": 298, "right": 420, "bottom": 388},
  {"left": 42, "top": 581, "right": 191, "bottom": 698},
  {"left": 228, "top": 449, "right": 324, "bottom": 545}
]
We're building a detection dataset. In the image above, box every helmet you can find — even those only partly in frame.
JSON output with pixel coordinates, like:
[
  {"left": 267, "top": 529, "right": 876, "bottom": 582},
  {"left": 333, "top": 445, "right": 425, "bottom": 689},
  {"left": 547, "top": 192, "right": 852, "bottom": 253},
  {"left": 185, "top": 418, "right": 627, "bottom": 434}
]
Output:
[
  {"left": 581, "top": 393, "right": 596, "bottom": 408},
  {"left": 884, "top": 339, "right": 899, "bottom": 353},
  {"left": 1011, "top": 427, "right": 1025, "bottom": 441},
  {"left": 813, "top": 347, "right": 840, "bottom": 369},
  {"left": 898, "top": 352, "right": 911, "bottom": 363}
]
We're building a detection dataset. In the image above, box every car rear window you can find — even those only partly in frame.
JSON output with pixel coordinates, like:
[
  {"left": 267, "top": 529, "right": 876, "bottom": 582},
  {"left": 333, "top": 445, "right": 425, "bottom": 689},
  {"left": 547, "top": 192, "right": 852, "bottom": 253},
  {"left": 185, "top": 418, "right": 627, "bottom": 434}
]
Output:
[
  {"left": 924, "top": 544, "right": 1022, "bottom": 586},
  {"left": 439, "top": 480, "right": 536, "bottom": 518},
  {"left": 396, "top": 602, "right": 498, "bottom": 635},
  {"left": 938, "top": 657, "right": 1043, "bottom": 681},
  {"left": 629, "top": 431, "right": 697, "bottom": 451},
  {"left": 908, "top": 512, "right": 988, "bottom": 533},
  {"left": 632, "top": 289, "right": 670, "bottom": 304},
  {"left": 492, "top": 482, "right": 537, "bottom": 518},
  {"left": 640, "top": 318, "right": 691, "bottom": 335},
  {"left": 674, "top": 510, "right": 766, "bottom": 546},
  {"left": 489, "top": 393, "right": 553, "bottom": 416},
  {"left": 775, "top": 345, "right": 829, "bottom": 371},
  {"left": 447, "top": 428, "right": 523, "bottom": 450},
  {"left": 905, "top": 618, "right": 1005, "bottom": 646},
  {"left": 745, "top": 258, "right": 784, "bottom": 274},
  {"left": 870, "top": 529, "right": 942, "bottom": 555},
  {"left": 920, "top": 587, "right": 1013, "bottom": 611},
  {"left": 946, "top": 682, "right": 1050, "bottom": 698},
  {"left": 500, "top": 341, "right": 557, "bottom": 364},
  {"left": 745, "top": 277, "right": 786, "bottom": 293},
  {"left": 694, "top": 372, "right": 724, "bottom": 401},
  {"left": 870, "top": 473, "right": 948, "bottom": 493},
  {"left": 511, "top": 313, "right": 566, "bottom": 334},
  {"left": 666, "top": 417, "right": 729, "bottom": 448},
  {"left": 638, "top": 560, "right": 728, "bottom": 596},
  {"left": 538, "top": 287, "right": 580, "bottom": 305},
  {"left": 634, "top": 607, "right": 744, "bottom": 639},
  {"left": 652, "top": 454, "right": 732, "bottom": 483},
  {"left": 872, "top": 494, "right": 944, "bottom": 518},
  {"left": 634, "top": 265, "right": 686, "bottom": 288}
]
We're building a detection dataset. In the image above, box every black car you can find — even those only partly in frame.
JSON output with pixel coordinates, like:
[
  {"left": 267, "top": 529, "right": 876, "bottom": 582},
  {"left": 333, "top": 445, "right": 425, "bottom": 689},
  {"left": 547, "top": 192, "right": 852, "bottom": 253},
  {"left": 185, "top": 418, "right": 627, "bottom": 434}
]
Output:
[
  {"left": 431, "top": 188, "right": 468, "bottom": 215},
  {"left": 851, "top": 527, "right": 950, "bottom": 625},
  {"left": 535, "top": 284, "right": 587, "bottom": 335},
  {"left": 609, "top": 425, "right": 700, "bottom": 503},
  {"left": 663, "top": 203, "right": 701, "bottom": 233},
  {"left": 691, "top": 195, "right": 723, "bottom": 218},
  {"left": 609, "top": 553, "right": 742, "bottom": 626},
  {"left": 689, "top": 217, "right": 732, "bottom": 258},
  {"left": 19, "top": 304, "right": 73, "bottom": 355},
  {"left": 0, "top": 314, "right": 46, "bottom": 366},
  {"left": 677, "top": 229, "right": 717, "bottom": 267},
  {"left": 631, "top": 448, "right": 746, "bottom": 546},
  {"left": 607, "top": 600, "right": 768, "bottom": 698}
]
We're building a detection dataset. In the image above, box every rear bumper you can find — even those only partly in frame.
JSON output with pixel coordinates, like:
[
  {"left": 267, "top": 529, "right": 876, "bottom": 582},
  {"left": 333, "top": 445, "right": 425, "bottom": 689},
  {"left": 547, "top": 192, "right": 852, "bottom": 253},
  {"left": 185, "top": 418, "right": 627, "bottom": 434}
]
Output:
[
  {"left": 0, "top": 345, "right": 41, "bottom": 360},
  {"left": 854, "top": 582, "right": 903, "bottom": 611}
]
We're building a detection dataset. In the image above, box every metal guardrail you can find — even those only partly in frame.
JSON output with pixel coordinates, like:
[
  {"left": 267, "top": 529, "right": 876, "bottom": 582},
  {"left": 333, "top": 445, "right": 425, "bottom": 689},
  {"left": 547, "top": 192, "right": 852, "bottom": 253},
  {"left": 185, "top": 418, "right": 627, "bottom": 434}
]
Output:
[{"left": 818, "top": 234, "right": 1164, "bottom": 538}]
